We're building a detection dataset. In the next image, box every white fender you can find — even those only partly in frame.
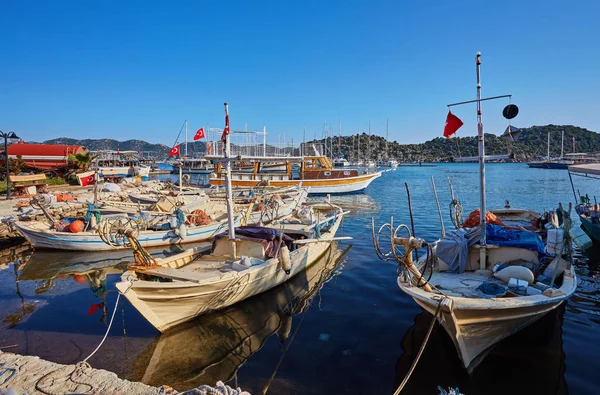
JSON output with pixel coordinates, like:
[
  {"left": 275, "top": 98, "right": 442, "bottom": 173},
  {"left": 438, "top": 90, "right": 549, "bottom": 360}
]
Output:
[
  {"left": 178, "top": 223, "right": 188, "bottom": 240},
  {"left": 280, "top": 245, "right": 292, "bottom": 274},
  {"left": 494, "top": 265, "right": 534, "bottom": 285}
]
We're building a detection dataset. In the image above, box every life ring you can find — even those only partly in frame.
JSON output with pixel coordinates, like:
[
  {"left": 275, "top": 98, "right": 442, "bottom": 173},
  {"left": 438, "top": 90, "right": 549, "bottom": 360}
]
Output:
[{"left": 182, "top": 174, "right": 191, "bottom": 183}]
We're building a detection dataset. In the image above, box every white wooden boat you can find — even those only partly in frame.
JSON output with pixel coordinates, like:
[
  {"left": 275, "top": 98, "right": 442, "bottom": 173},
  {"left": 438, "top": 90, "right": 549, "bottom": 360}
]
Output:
[
  {"left": 372, "top": 53, "right": 578, "bottom": 374},
  {"left": 130, "top": 242, "right": 349, "bottom": 388},
  {"left": 114, "top": 203, "right": 346, "bottom": 332},
  {"left": 398, "top": 243, "right": 576, "bottom": 370},
  {"left": 15, "top": 200, "right": 237, "bottom": 251}
]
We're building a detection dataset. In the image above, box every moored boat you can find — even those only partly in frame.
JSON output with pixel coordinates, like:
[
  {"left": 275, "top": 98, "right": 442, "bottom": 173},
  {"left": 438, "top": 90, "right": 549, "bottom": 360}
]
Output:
[
  {"left": 209, "top": 155, "right": 381, "bottom": 194},
  {"left": 372, "top": 53, "right": 578, "bottom": 375}
]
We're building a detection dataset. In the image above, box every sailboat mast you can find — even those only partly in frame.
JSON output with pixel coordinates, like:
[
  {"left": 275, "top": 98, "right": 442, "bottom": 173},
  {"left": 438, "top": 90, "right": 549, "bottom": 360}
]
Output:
[
  {"left": 338, "top": 116, "right": 342, "bottom": 157},
  {"left": 386, "top": 118, "right": 389, "bottom": 160},
  {"left": 561, "top": 130, "right": 564, "bottom": 159},
  {"left": 357, "top": 124, "right": 361, "bottom": 162},
  {"left": 185, "top": 120, "right": 188, "bottom": 158},
  {"left": 223, "top": 103, "right": 236, "bottom": 245},
  {"left": 547, "top": 132, "right": 550, "bottom": 158},
  {"left": 368, "top": 120, "right": 371, "bottom": 162},
  {"left": 476, "top": 52, "right": 487, "bottom": 271}
]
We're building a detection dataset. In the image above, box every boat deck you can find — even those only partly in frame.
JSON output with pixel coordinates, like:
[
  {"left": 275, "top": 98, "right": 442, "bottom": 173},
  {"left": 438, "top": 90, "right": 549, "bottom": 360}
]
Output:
[{"left": 427, "top": 271, "right": 507, "bottom": 298}]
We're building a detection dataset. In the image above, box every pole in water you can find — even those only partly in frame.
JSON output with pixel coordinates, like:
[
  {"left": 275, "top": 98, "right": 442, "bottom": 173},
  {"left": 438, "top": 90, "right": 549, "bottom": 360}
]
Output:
[
  {"left": 431, "top": 176, "right": 445, "bottom": 237},
  {"left": 404, "top": 182, "right": 419, "bottom": 261}
]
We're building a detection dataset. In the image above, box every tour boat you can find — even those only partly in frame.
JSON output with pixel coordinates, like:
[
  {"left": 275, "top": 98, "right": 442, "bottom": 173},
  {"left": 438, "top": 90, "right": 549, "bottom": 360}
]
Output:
[
  {"left": 567, "top": 163, "right": 600, "bottom": 243},
  {"left": 208, "top": 155, "right": 381, "bottom": 194}
]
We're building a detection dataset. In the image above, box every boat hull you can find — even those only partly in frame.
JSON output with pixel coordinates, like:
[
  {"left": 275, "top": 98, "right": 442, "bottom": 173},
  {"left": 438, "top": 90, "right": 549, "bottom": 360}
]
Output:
[
  {"left": 579, "top": 213, "right": 600, "bottom": 243},
  {"left": 210, "top": 172, "right": 381, "bottom": 194},
  {"left": 15, "top": 219, "right": 233, "bottom": 251},
  {"left": 398, "top": 270, "right": 577, "bottom": 371}
]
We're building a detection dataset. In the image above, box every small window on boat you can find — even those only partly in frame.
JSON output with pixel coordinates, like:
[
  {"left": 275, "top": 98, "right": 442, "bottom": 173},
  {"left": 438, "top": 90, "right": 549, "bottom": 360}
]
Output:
[
  {"left": 324, "top": 171, "right": 331, "bottom": 176},
  {"left": 279, "top": 176, "right": 284, "bottom": 180},
  {"left": 344, "top": 171, "right": 350, "bottom": 176}
]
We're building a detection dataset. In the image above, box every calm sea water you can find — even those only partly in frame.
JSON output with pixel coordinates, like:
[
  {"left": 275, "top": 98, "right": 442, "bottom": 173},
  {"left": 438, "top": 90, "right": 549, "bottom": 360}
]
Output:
[{"left": 1, "top": 163, "right": 599, "bottom": 395}]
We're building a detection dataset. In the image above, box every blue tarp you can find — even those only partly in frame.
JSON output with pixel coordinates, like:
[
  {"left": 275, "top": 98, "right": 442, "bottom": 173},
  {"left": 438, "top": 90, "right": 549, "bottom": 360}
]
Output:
[
  {"left": 485, "top": 224, "right": 545, "bottom": 254},
  {"left": 435, "top": 225, "right": 545, "bottom": 274}
]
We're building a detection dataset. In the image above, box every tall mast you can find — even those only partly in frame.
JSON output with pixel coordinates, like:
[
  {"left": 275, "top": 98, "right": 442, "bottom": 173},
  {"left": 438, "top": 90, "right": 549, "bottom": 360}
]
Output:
[
  {"left": 185, "top": 120, "right": 188, "bottom": 158},
  {"left": 547, "top": 131, "right": 550, "bottom": 158},
  {"left": 329, "top": 124, "right": 333, "bottom": 159},
  {"left": 476, "top": 52, "right": 487, "bottom": 271},
  {"left": 223, "top": 103, "right": 236, "bottom": 251},
  {"left": 368, "top": 120, "right": 371, "bottom": 161},
  {"left": 573, "top": 136, "right": 576, "bottom": 153},
  {"left": 303, "top": 126, "right": 306, "bottom": 157},
  {"left": 263, "top": 126, "right": 267, "bottom": 157},
  {"left": 338, "top": 116, "right": 342, "bottom": 157},
  {"left": 561, "top": 130, "right": 564, "bottom": 159},
  {"left": 386, "top": 118, "right": 389, "bottom": 160},
  {"left": 357, "top": 124, "right": 361, "bottom": 162}
]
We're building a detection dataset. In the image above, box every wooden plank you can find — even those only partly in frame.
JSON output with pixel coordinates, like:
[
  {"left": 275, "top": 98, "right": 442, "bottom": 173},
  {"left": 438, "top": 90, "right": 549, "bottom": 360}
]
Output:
[{"left": 10, "top": 174, "right": 47, "bottom": 182}]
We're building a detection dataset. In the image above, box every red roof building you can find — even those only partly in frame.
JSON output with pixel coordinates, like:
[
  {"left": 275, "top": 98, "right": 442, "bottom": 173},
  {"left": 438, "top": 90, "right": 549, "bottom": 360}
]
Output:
[{"left": 2, "top": 141, "right": 88, "bottom": 171}]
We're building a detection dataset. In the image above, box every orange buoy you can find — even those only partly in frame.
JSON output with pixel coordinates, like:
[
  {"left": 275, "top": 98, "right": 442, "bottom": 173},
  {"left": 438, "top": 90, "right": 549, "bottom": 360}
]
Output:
[
  {"left": 73, "top": 274, "right": 87, "bottom": 284},
  {"left": 69, "top": 220, "right": 85, "bottom": 233}
]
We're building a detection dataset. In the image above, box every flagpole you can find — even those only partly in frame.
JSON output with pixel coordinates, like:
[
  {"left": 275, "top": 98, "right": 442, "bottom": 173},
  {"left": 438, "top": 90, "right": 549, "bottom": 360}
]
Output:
[
  {"left": 224, "top": 103, "right": 236, "bottom": 256},
  {"left": 476, "top": 52, "right": 486, "bottom": 271}
]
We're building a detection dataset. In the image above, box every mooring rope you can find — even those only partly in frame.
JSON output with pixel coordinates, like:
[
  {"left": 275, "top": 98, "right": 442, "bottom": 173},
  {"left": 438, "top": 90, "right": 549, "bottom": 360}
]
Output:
[
  {"left": 393, "top": 298, "right": 445, "bottom": 395},
  {"left": 34, "top": 293, "right": 122, "bottom": 394}
]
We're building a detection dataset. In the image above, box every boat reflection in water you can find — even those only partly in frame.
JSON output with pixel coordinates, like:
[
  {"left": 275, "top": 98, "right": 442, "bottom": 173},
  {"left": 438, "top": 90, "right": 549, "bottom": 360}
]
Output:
[
  {"left": 395, "top": 305, "right": 568, "bottom": 395},
  {"left": 128, "top": 243, "right": 351, "bottom": 391}
]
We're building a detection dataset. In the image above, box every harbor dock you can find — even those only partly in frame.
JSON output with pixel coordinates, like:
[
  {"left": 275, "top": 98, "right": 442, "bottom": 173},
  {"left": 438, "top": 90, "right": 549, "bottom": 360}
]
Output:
[{"left": 0, "top": 350, "right": 250, "bottom": 394}]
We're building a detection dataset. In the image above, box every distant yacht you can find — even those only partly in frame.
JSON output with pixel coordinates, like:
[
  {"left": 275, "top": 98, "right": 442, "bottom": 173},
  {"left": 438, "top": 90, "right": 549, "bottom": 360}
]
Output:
[{"left": 333, "top": 157, "right": 350, "bottom": 167}]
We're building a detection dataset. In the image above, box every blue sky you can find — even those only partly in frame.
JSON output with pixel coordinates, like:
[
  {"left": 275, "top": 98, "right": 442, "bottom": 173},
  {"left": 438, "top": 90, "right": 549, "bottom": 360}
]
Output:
[{"left": 1, "top": 0, "right": 598, "bottom": 146}]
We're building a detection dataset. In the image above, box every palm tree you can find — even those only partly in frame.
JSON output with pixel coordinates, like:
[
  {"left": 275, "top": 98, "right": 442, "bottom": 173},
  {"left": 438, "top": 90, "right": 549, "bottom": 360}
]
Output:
[{"left": 68, "top": 152, "right": 98, "bottom": 172}]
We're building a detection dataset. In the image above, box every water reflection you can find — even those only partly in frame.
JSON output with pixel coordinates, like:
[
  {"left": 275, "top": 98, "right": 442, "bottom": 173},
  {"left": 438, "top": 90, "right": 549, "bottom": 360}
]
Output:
[
  {"left": 395, "top": 305, "right": 568, "bottom": 395},
  {"left": 128, "top": 243, "right": 351, "bottom": 391}
]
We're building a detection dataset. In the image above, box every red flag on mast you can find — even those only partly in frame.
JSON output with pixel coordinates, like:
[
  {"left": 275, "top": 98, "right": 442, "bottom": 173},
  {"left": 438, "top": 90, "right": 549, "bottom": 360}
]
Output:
[
  {"left": 193, "top": 127, "right": 205, "bottom": 141},
  {"left": 168, "top": 144, "right": 180, "bottom": 157},
  {"left": 221, "top": 115, "right": 230, "bottom": 142},
  {"left": 443, "top": 111, "right": 464, "bottom": 138}
]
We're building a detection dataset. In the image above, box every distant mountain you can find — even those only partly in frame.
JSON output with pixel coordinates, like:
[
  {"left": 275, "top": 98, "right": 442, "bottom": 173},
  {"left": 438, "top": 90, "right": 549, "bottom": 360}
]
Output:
[
  {"left": 315, "top": 124, "right": 600, "bottom": 162},
  {"left": 39, "top": 125, "right": 600, "bottom": 162}
]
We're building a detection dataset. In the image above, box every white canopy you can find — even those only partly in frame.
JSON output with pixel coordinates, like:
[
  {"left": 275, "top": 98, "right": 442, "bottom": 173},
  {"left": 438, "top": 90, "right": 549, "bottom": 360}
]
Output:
[{"left": 568, "top": 163, "right": 600, "bottom": 175}]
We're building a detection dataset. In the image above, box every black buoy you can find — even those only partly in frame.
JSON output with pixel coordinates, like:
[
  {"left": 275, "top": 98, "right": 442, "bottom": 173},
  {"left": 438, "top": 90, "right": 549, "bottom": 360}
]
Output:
[{"left": 503, "top": 104, "right": 519, "bottom": 119}]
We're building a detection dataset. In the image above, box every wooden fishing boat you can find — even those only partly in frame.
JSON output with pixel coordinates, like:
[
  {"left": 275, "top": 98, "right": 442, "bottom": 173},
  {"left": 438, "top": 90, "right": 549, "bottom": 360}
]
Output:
[
  {"left": 14, "top": 200, "right": 237, "bottom": 251},
  {"left": 567, "top": 163, "right": 600, "bottom": 243},
  {"left": 115, "top": 203, "right": 346, "bottom": 332},
  {"left": 208, "top": 155, "right": 381, "bottom": 194},
  {"left": 129, "top": 242, "right": 349, "bottom": 388},
  {"left": 373, "top": 53, "right": 577, "bottom": 374}
]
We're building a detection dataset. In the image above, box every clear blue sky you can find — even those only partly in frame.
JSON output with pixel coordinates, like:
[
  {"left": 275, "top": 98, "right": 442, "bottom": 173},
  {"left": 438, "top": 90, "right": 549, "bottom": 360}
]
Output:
[{"left": 1, "top": 0, "right": 598, "bottom": 146}]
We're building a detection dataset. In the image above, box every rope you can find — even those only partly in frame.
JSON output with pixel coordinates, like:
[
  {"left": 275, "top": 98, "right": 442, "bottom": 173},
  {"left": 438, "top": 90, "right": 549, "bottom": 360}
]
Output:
[
  {"left": 449, "top": 199, "right": 463, "bottom": 229},
  {"left": 393, "top": 299, "right": 444, "bottom": 395},
  {"left": 0, "top": 362, "right": 16, "bottom": 385},
  {"left": 82, "top": 292, "right": 121, "bottom": 364}
]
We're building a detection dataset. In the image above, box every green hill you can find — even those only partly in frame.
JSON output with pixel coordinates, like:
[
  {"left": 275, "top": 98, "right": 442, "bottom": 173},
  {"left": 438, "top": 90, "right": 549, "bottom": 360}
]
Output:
[{"left": 317, "top": 124, "right": 600, "bottom": 162}]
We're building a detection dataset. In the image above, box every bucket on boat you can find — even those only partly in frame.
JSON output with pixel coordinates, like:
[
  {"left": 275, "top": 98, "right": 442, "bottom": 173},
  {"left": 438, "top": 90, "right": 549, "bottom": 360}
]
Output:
[
  {"left": 508, "top": 278, "right": 528, "bottom": 295},
  {"left": 569, "top": 226, "right": 593, "bottom": 250}
]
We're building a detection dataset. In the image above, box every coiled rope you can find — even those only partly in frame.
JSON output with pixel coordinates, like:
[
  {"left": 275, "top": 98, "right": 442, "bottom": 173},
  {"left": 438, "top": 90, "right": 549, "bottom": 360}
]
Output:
[{"left": 449, "top": 199, "right": 463, "bottom": 229}]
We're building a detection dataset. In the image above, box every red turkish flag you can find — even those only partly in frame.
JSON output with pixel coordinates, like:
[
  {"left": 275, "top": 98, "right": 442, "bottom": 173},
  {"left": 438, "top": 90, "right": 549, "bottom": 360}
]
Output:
[
  {"left": 194, "top": 127, "right": 205, "bottom": 141},
  {"left": 77, "top": 171, "right": 96, "bottom": 186},
  {"left": 444, "top": 111, "right": 464, "bottom": 138},
  {"left": 168, "top": 144, "right": 180, "bottom": 157},
  {"left": 221, "top": 114, "right": 230, "bottom": 142}
]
